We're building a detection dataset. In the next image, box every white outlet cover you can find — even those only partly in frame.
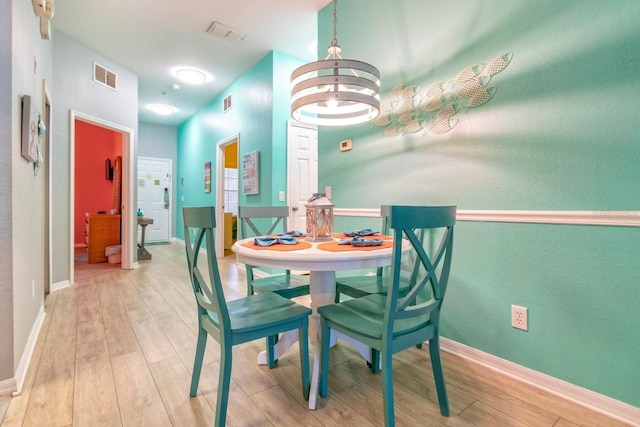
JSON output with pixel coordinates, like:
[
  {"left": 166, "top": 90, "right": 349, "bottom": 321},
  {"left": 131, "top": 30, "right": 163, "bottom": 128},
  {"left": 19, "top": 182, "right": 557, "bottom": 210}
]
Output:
[{"left": 511, "top": 305, "right": 528, "bottom": 331}]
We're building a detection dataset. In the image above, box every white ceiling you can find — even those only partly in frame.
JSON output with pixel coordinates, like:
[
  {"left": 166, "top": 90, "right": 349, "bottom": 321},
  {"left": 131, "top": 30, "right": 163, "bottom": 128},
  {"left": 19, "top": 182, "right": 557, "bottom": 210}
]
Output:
[{"left": 52, "top": 0, "right": 331, "bottom": 126}]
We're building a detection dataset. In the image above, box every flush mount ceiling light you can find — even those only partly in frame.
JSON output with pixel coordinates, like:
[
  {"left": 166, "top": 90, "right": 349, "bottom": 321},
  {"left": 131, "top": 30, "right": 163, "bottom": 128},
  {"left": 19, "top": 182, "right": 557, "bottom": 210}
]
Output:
[
  {"left": 175, "top": 68, "right": 208, "bottom": 85},
  {"left": 290, "top": 0, "right": 380, "bottom": 127},
  {"left": 147, "top": 103, "right": 177, "bottom": 116}
]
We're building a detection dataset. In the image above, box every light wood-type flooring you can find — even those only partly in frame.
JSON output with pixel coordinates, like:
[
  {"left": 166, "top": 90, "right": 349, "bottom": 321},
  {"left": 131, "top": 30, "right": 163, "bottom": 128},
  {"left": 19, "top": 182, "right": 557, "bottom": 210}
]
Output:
[{"left": 1, "top": 243, "right": 627, "bottom": 426}]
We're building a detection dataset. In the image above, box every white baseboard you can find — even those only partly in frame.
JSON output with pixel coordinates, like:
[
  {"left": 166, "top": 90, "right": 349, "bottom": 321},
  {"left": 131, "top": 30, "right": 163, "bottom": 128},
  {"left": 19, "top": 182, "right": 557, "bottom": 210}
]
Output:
[
  {"left": 11, "top": 305, "right": 46, "bottom": 396},
  {"left": 0, "top": 378, "right": 16, "bottom": 397},
  {"left": 440, "top": 337, "right": 640, "bottom": 426},
  {"left": 50, "top": 280, "right": 70, "bottom": 293}
]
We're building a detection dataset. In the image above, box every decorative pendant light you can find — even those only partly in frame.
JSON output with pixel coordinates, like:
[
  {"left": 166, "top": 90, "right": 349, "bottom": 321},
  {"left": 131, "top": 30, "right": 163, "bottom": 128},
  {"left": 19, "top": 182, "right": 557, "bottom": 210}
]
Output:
[{"left": 290, "top": 0, "right": 380, "bottom": 127}]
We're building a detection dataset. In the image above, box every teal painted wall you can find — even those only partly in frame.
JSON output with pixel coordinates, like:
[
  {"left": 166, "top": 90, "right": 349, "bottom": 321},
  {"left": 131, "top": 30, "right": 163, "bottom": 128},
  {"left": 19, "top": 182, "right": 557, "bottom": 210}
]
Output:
[
  {"left": 318, "top": 0, "right": 640, "bottom": 406},
  {"left": 176, "top": 52, "right": 304, "bottom": 240}
]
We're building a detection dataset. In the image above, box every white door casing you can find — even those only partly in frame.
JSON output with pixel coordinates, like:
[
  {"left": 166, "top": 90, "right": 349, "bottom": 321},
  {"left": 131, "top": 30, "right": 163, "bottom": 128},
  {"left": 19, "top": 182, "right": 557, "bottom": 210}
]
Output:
[
  {"left": 137, "top": 157, "right": 171, "bottom": 242},
  {"left": 287, "top": 122, "right": 318, "bottom": 232}
]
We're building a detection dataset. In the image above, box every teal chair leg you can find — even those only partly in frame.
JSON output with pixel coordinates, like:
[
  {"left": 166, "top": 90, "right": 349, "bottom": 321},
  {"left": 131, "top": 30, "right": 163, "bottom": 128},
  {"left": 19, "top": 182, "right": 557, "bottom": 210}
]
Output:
[
  {"left": 370, "top": 349, "right": 381, "bottom": 374},
  {"left": 215, "top": 344, "right": 233, "bottom": 427},
  {"left": 298, "top": 319, "right": 311, "bottom": 400},
  {"left": 381, "top": 351, "right": 394, "bottom": 427},
  {"left": 190, "top": 325, "right": 207, "bottom": 397},
  {"left": 266, "top": 335, "right": 277, "bottom": 368},
  {"left": 429, "top": 337, "right": 449, "bottom": 416},
  {"left": 319, "top": 318, "right": 331, "bottom": 398}
]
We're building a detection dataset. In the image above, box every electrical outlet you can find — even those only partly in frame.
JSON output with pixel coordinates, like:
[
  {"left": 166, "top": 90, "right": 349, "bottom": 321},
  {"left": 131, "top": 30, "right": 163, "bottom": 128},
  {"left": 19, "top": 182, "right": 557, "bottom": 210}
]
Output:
[{"left": 511, "top": 305, "right": 528, "bottom": 331}]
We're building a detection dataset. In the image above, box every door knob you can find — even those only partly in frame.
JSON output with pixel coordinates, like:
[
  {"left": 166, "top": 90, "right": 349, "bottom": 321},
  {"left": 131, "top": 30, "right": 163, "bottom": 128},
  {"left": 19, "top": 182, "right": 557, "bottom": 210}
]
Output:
[{"left": 292, "top": 206, "right": 299, "bottom": 211}]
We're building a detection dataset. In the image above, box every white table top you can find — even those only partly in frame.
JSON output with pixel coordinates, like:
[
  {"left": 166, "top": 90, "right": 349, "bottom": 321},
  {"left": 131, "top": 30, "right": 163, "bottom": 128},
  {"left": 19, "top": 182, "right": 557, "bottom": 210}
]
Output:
[{"left": 231, "top": 237, "right": 398, "bottom": 272}]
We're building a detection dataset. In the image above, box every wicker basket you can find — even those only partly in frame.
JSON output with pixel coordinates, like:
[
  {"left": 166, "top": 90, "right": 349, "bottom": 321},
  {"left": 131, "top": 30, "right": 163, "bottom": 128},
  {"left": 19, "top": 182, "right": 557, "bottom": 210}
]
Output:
[{"left": 87, "top": 214, "right": 121, "bottom": 263}]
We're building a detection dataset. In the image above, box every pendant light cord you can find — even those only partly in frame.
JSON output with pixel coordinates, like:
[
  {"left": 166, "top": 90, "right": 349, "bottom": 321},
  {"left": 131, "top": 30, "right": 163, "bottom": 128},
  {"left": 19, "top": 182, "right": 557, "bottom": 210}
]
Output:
[{"left": 330, "top": 0, "right": 339, "bottom": 56}]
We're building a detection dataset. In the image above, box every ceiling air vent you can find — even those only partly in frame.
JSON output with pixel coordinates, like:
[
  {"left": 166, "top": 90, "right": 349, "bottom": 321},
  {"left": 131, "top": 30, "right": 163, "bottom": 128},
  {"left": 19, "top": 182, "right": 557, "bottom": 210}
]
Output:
[
  {"left": 223, "top": 95, "right": 232, "bottom": 112},
  {"left": 207, "top": 21, "right": 246, "bottom": 42},
  {"left": 93, "top": 62, "right": 117, "bottom": 90}
]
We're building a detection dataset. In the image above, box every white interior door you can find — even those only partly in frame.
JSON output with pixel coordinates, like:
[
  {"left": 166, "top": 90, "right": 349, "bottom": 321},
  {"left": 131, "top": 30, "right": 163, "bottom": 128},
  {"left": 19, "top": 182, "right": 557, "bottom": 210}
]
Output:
[
  {"left": 137, "top": 157, "right": 171, "bottom": 242},
  {"left": 287, "top": 122, "right": 318, "bottom": 232}
]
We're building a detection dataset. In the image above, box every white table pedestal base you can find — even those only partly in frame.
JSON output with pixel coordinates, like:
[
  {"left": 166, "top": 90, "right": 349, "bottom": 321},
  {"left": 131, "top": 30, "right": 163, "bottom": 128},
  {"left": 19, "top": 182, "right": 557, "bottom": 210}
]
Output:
[
  {"left": 255, "top": 270, "right": 372, "bottom": 409},
  {"left": 233, "top": 237, "right": 401, "bottom": 411}
]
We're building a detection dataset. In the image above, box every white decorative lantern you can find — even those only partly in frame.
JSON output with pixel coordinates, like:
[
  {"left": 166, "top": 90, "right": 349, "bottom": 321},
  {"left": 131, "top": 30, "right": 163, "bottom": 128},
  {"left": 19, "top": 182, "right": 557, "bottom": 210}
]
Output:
[{"left": 305, "top": 193, "right": 334, "bottom": 241}]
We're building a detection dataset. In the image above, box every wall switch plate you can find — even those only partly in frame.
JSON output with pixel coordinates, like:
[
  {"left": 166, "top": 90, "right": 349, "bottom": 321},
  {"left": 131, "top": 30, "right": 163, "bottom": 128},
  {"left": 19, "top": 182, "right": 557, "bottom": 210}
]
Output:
[
  {"left": 339, "top": 139, "right": 353, "bottom": 152},
  {"left": 278, "top": 191, "right": 285, "bottom": 202},
  {"left": 325, "top": 186, "right": 331, "bottom": 199}
]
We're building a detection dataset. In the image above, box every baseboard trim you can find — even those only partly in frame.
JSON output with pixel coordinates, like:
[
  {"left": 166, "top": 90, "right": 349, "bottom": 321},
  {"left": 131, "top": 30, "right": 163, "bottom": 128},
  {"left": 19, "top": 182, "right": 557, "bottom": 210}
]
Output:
[
  {"left": 50, "top": 280, "right": 71, "bottom": 293},
  {"left": 0, "top": 378, "right": 16, "bottom": 397},
  {"left": 12, "top": 305, "right": 46, "bottom": 396},
  {"left": 440, "top": 338, "right": 640, "bottom": 426}
]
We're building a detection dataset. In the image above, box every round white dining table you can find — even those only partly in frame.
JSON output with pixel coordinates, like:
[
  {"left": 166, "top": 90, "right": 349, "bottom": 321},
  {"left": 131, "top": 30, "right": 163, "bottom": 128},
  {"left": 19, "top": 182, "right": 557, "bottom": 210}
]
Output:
[{"left": 232, "top": 236, "right": 401, "bottom": 410}]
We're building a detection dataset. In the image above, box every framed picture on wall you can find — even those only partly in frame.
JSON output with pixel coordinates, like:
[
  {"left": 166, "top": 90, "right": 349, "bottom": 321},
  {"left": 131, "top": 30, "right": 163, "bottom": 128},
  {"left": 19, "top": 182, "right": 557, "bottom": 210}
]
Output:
[
  {"left": 20, "top": 95, "right": 37, "bottom": 162},
  {"left": 242, "top": 151, "right": 259, "bottom": 195},
  {"left": 204, "top": 162, "right": 211, "bottom": 193}
]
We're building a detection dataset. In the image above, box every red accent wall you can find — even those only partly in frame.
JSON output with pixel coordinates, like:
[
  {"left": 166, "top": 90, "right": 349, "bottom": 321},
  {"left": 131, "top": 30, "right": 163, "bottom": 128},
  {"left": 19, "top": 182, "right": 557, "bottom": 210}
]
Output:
[{"left": 74, "top": 120, "right": 123, "bottom": 244}]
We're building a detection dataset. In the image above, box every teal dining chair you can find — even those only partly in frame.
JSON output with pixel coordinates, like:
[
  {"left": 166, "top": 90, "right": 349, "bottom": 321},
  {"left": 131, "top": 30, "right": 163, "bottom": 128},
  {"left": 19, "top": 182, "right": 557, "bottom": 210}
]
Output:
[
  {"left": 238, "top": 206, "right": 310, "bottom": 299},
  {"left": 319, "top": 205, "right": 456, "bottom": 425},
  {"left": 183, "top": 206, "right": 311, "bottom": 427},
  {"left": 334, "top": 205, "right": 415, "bottom": 303},
  {"left": 238, "top": 206, "right": 311, "bottom": 368}
]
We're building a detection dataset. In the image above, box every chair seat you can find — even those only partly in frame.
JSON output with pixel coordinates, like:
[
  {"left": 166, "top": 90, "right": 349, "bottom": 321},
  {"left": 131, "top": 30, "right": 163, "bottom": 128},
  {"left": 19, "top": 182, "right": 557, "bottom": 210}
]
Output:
[
  {"left": 219, "top": 292, "right": 311, "bottom": 333},
  {"left": 318, "top": 294, "right": 431, "bottom": 341},
  {"left": 336, "top": 274, "right": 411, "bottom": 299},
  {"left": 253, "top": 274, "right": 310, "bottom": 298}
]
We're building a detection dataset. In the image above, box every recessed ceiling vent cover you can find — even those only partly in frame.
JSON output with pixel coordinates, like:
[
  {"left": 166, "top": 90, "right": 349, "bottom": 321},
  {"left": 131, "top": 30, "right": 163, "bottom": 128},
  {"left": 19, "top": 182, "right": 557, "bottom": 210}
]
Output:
[
  {"left": 93, "top": 62, "right": 117, "bottom": 90},
  {"left": 207, "top": 21, "right": 246, "bottom": 42}
]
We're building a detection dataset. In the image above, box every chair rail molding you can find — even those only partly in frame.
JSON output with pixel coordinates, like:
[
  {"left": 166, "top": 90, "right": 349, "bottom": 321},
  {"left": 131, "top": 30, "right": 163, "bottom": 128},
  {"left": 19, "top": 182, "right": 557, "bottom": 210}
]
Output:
[{"left": 334, "top": 208, "right": 640, "bottom": 227}]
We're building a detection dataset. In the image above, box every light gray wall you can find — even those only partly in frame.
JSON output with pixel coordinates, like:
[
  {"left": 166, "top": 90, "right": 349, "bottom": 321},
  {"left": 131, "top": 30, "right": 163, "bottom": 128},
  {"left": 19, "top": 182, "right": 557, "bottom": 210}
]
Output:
[
  {"left": 4, "top": 0, "right": 53, "bottom": 384},
  {"left": 0, "top": 0, "right": 14, "bottom": 381},
  {"left": 138, "top": 122, "right": 178, "bottom": 238},
  {"left": 51, "top": 30, "right": 138, "bottom": 285}
]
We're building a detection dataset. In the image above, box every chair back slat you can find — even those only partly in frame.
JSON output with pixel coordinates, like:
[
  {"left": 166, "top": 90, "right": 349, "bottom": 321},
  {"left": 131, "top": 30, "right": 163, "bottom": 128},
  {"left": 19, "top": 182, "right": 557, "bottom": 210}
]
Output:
[
  {"left": 183, "top": 206, "right": 230, "bottom": 333},
  {"left": 237, "top": 206, "right": 293, "bottom": 287},
  {"left": 238, "top": 206, "right": 290, "bottom": 237},
  {"left": 384, "top": 206, "right": 456, "bottom": 337}
]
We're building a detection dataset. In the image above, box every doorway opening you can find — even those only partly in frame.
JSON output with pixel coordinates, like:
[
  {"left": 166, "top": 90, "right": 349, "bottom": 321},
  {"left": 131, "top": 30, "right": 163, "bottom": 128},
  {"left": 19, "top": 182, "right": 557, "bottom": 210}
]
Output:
[
  {"left": 215, "top": 134, "right": 239, "bottom": 258},
  {"left": 69, "top": 111, "right": 134, "bottom": 284}
]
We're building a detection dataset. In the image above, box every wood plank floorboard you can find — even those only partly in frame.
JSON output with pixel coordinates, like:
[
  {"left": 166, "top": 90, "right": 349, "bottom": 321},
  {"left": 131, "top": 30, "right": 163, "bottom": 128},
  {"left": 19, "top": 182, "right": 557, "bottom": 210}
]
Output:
[{"left": 1, "top": 242, "right": 628, "bottom": 427}]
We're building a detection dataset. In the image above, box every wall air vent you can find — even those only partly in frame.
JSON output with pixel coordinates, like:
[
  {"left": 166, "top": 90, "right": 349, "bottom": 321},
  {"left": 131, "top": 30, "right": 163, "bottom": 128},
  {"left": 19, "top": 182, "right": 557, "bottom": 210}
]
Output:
[
  {"left": 224, "top": 95, "right": 232, "bottom": 112},
  {"left": 93, "top": 62, "right": 117, "bottom": 90},
  {"left": 206, "top": 21, "right": 246, "bottom": 42}
]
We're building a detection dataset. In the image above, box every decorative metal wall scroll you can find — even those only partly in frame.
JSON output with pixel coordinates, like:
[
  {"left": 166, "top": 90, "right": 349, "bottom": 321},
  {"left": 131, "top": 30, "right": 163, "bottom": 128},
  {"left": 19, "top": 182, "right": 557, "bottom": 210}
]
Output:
[{"left": 375, "top": 53, "right": 512, "bottom": 137}]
